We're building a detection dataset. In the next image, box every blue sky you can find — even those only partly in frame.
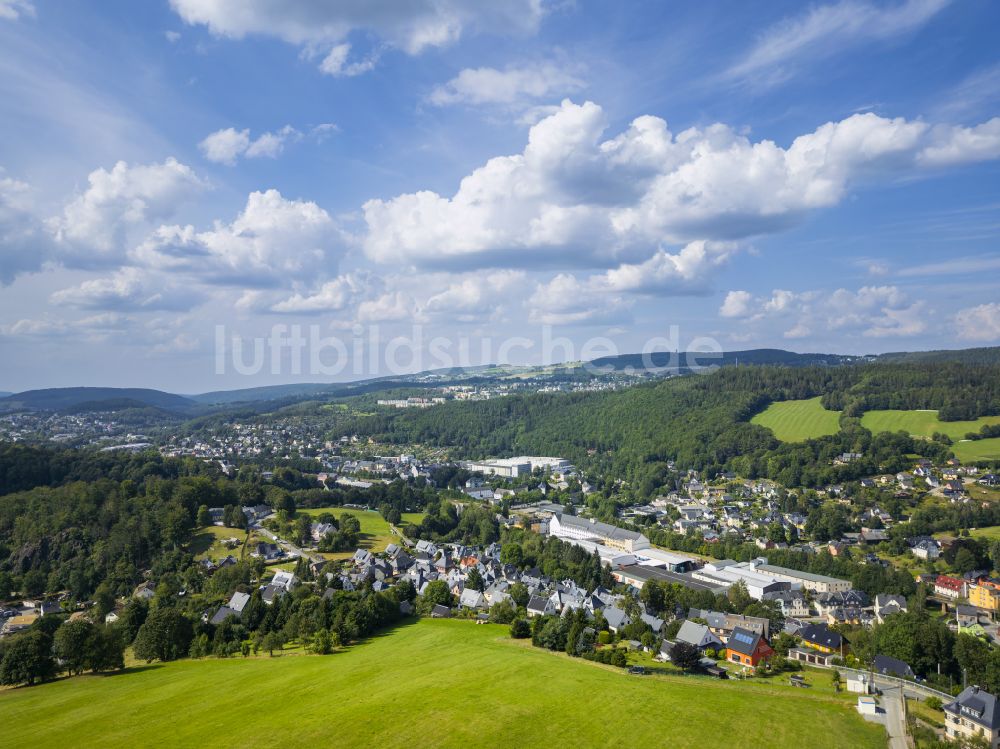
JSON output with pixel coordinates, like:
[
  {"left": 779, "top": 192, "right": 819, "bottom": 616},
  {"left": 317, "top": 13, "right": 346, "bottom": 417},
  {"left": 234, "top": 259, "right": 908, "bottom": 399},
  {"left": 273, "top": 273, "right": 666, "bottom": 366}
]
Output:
[{"left": 1, "top": 0, "right": 999, "bottom": 392}]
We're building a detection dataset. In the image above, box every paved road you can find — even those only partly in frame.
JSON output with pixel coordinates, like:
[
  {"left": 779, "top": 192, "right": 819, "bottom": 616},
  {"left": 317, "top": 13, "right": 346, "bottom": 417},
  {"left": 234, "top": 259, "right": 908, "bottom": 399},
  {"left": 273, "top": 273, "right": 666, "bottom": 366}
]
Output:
[
  {"left": 260, "top": 527, "right": 322, "bottom": 564},
  {"left": 877, "top": 684, "right": 908, "bottom": 749}
]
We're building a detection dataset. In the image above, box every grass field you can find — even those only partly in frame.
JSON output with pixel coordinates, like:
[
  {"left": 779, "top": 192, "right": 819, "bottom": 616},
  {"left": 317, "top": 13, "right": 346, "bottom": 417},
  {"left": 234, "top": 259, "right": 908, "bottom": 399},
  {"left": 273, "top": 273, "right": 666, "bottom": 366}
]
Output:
[
  {"left": 953, "top": 437, "right": 1000, "bottom": 462},
  {"left": 936, "top": 525, "right": 1000, "bottom": 542},
  {"left": 859, "top": 409, "right": 1000, "bottom": 441},
  {"left": 0, "top": 619, "right": 884, "bottom": 748},
  {"left": 751, "top": 397, "right": 843, "bottom": 441},
  {"left": 297, "top": 508, "right": 425, "bottom": 560},
  {"left": 859, "top": 409, "right": 1000, "bottom": 461},
  {"left": 188, "top": 525, "right": 263, "bottom": 562}
]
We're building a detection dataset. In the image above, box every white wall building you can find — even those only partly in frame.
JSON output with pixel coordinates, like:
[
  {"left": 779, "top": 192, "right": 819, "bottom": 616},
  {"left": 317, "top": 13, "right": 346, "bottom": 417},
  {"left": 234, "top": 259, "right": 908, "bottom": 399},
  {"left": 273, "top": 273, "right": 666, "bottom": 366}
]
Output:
[{"left": 548, "top": 512, "right": 649, "bottom": 553}]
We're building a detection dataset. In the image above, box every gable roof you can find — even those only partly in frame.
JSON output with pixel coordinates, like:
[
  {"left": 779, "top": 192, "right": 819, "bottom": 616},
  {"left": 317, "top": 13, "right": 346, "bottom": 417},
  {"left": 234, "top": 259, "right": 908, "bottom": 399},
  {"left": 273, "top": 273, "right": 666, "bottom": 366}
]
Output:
[
  {"left": 936, "top": 575, "right": 965, "bottom": 592},
  {"left": 228, "top": 591, "right": 250, "bottom": 614},
  {"left": 798, "top": 623, "right": 842, "bottom": 650},
  {"left": 459, "top": 588, "right": 485, "bottom": 608},
  {"left": 210, "top": 606, "right": 237, "bottom": 625},
  {"left": 873, "top": 654, "right": 915, "bottom": 679},
  {"left": 553, "top": 512, "right": 646, "bottom": 543},
  {"left": 676, "top": 621, "right": 722, "bottom": 649},
  {"left": 726, "top": 627, "right": 764, "bottom": 656},
  {"left": 640, "top": 612, "right": 665, "bottom": 632},
  {"left": 527, "top": 595, "right": 551, "bottom": 614},
  {"left": 603, "top": 606, "right": 630, "bottom": 630}
]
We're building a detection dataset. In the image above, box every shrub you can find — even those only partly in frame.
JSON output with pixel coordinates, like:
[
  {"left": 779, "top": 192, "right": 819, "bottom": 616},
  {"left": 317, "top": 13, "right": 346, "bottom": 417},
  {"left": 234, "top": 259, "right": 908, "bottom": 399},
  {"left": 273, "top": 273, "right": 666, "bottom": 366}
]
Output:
[{"left": 510, "top": 619, "right": 531, "bottom": 639}]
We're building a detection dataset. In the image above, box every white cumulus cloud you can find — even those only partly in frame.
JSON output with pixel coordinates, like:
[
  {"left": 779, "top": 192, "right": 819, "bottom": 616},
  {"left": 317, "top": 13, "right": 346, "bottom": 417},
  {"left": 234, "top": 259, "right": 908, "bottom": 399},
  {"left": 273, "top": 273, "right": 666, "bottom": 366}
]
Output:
[
  {"left": 199, "top": 125, "right": 302, "bottom": 165},
  {"left": 363, "top": 100, "right": 1000, "bottom": 273},
  {"left": 49, "top": 158, "right": 205, "bottom": 264},
  {"left": 719, "top": 285, "right": 927, "bottom": 339},
  {"left": 0, "top": 172, "right": 55, "bottom": 284},
  {"left": 954, "top": 303, "right": 1000, "bottom": 341},
  {"left": 50, "top": 267, "right": 203, "bottom": 312},
  {"left": 429, "top": 63, "right": 584, "bottom": 107},
  {"left": 133, "top": 189, "right": 343, "bottom": 286}
]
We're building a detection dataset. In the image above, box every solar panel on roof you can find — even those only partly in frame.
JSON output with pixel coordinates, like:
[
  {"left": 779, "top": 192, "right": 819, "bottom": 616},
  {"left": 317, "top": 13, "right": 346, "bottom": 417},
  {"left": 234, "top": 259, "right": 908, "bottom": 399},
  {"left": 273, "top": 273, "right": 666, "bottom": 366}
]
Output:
[{"left": 734, "top": 632, "right": 754, "bottom": 644}]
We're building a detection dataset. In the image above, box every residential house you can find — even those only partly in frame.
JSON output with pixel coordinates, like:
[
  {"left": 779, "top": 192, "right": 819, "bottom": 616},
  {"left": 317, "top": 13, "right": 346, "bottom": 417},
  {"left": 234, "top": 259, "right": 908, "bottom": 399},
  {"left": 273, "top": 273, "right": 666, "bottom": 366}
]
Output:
[
  {"left": 37, "top": 601, "right": 61, "bottom": 617},
  {"left": 874, "top": 594, "right": 907, "bottom": 624},
  {"left": 766, "top": 590, "right": 810, "bottom": 618},
  {"left": 957, "top": 604, "right": 980, "bottom": 628},
  {"left": 874, "top": 654, "right": 915, "bottom": 680},
  {"left": 911, "top": 538, "right": 942, "bottom": 561},
  {"left": 936, "top": 575, "right": 968, "bottom": 600},
  {"left": 261, "top": 584, "right": 286, "bottom": 605},
  {"left": 603, "top": 606, "right": 631, "bottom": 634},
  {"left": 725, "top": 627, "right": 774, "bottom": 668},
  {"left": 459, "top": 588, "right": 486, "bottom": 610},
  {"left": 270, "top": 570, "right": 296, "bottom": 591},
  {"left": 527, "top": 595, "right": 556, "bottom": 618},
  {"left": 798, "top": 623, "right": 843, "bottom": 655},
  {"left": 944, "top": 686, "right": 1000, "bottom": 748},
  {"left": 133, "top": 583, "right": 155, "bottom": 600},
  {"left": 640, "top": 612, "right": 665, "bottom": 633},
  {"left": 971, "top": 579, "right": 1000, "bottom": 611},
  {"left": 675, "top": 621, "right": 724, "bottom": 651}
]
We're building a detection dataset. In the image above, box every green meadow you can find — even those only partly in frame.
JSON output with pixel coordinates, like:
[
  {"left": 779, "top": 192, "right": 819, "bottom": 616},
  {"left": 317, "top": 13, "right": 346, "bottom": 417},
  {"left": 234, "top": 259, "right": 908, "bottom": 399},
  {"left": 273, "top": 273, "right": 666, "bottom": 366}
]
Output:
[
  {"left": 859, "top": 409, "right": 1000, "bottom": 441},
  {"left": 860, "top": 410, "right": 1000, "bottom": 461},
  {"left": 298, "top": 507, "right": 425, "bottom": 559},
  {"left": 0, "top": 619, "right": 883, "bottom": 749},
  {"left": 751, "top": 397, "right": 843, "bottom": 441}
]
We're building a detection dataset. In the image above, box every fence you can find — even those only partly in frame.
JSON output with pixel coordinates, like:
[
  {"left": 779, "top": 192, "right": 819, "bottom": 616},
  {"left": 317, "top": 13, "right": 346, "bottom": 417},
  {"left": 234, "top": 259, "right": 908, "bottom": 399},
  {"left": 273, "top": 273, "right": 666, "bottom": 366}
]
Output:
[{"left": 832, "top": 664, "right": 953, "bottom": 702}]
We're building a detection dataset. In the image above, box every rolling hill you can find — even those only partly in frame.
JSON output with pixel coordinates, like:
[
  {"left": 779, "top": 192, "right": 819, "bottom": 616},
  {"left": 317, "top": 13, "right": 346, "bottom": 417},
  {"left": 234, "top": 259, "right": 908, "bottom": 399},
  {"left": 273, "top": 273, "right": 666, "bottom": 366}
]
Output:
[
  {"left": 0, "top": 388, "right": 198, "bottom": 414},
  {"left": 751, "top": 397, "right": 843, "bottom": 441}
]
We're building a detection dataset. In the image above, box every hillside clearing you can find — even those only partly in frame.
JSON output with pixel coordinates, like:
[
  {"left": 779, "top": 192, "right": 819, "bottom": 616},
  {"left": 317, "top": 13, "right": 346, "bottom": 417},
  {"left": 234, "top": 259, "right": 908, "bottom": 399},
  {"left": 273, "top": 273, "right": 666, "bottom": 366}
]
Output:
[
  {"left": 859, "top": 409, "right": 1000, "bottom": 441},
  {"left": 297, "top": 508, "right": 425, "bottom": 559},
  {"left": 751, "top": 397, "right": 842, "bottom": 441},
  {"left": 952, "top": 437, "right": 1000, "bottom": 462},
  {"left": 859, "top": 410, "right": 1000, "bottom": 460},
  {"left": 0, "top": 619, "right": 883, "bottom": 749}
]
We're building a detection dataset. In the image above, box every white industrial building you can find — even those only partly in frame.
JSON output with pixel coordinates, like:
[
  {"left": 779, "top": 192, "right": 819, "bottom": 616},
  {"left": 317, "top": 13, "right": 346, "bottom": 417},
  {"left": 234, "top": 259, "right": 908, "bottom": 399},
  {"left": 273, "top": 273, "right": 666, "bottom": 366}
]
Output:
[
  {"left": 632, "top": 547, "right": 698, "bottom": 573},
  {"left": 548, "top": 512, "right": 650, "bottom": 553},
  {"left": 466, "top": 456, "right": 573, "bottom": 478},
  {"left": 691, "top": 561, "right": 791, "bottom": 600},
  {"left": 749, "top": 560, "right": 852, "bottom": 593}
]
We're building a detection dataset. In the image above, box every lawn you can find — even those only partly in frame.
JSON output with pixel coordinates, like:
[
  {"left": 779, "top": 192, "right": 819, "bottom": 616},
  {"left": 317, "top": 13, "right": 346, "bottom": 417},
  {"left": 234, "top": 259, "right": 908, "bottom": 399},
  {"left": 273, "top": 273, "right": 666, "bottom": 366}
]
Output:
[
  {"left": 297, "top": 508, "right": 425, "bottom": 560},
  {"left": 936, "top": 525, "right": 1000, "bottom": 542},
  {"left": 953, "top": 437, "right": 1000, "bottom": 462},
  {"left": 0, "top": 619, "right": 884, "bottom": 749},
  {"left": 751, "top": 397, "right": 843, "bottom": 441},
  {"left": 860, "top": 409, "right": 1000, "bottom": 442},
  {"left": 187, "top": 525, "right": 261, "bottom": 562}
]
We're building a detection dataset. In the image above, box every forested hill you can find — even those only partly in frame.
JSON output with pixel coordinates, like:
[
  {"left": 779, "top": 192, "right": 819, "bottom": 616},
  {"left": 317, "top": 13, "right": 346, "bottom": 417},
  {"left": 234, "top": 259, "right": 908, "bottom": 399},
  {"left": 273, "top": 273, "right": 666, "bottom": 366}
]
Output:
[
  {"left": 876, "top": 346, "right": 1000, "bottom": 365},
  {"left": 586, "top": 348, "right": 867, "bottom": 371},
  {"left": 0, "top": 387, "right": 197, "bottom": 414},
  {"left": 340, "top": 362, "right": 1000, "bottom": 492},
  {"left": 4, "top": 346, "right": 999, "bottom": 413}
]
